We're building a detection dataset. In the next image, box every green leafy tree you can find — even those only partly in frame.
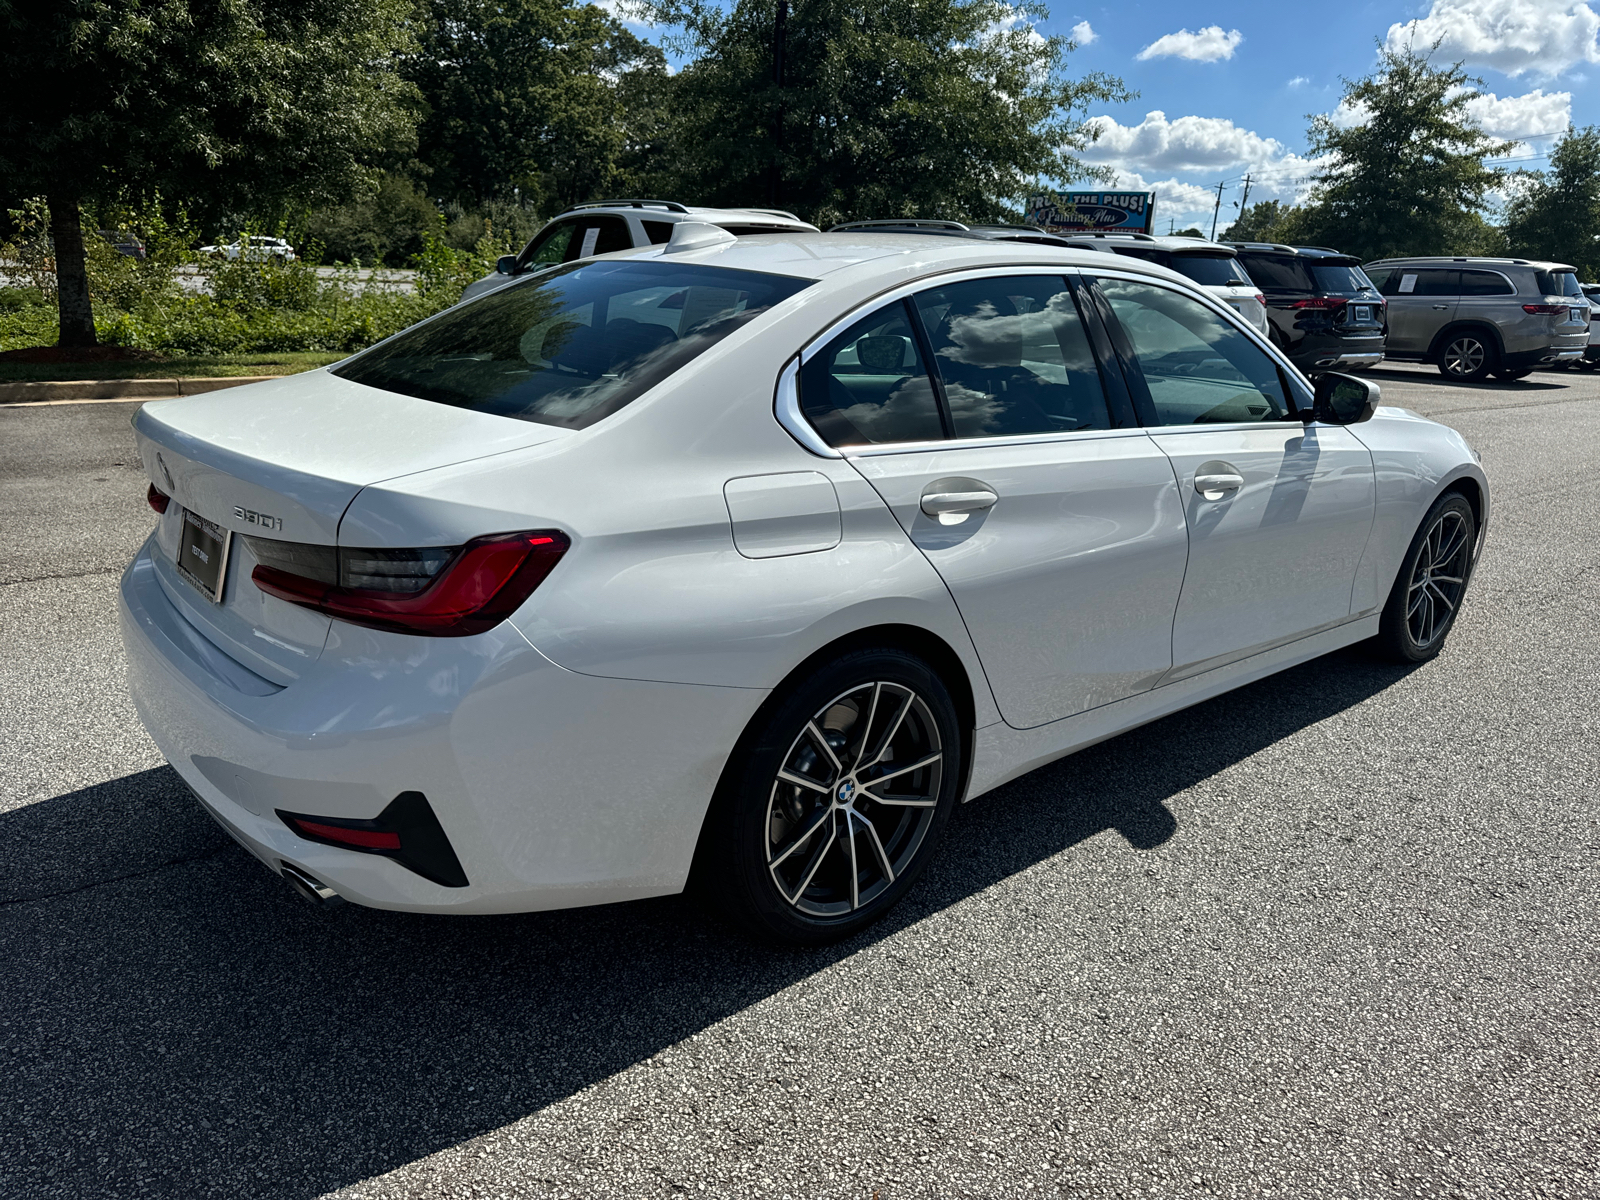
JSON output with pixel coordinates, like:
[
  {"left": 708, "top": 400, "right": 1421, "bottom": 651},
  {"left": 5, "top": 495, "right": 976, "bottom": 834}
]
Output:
[
  {"left": 0, "top": 0, "right": 419, "bottom": 347},
  {"left": 1296, "top": 43, "right": 1513, "bottom": 261},
  {"left": 642, "top": 0, "right": 1128, "bottom": 226},
  {"left": 1504, "top": 125, "right": 1600, "bottom": 279},
  {"left": 407, "top": 0, "right": 667, "bottom": 212},
  {"left": 1221, "top": 200, "right": 1306, "bottom": 244}
]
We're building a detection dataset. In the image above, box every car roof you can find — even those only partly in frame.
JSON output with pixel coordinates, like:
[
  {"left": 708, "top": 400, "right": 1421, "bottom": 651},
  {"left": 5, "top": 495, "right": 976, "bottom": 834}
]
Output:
[
  {"left": 582, "top": 229, "right": 1196, "bottom": 290},
  {"left": 557, "top": 199, "right": 817, "bottom": 229},
  {"left": 1062, "top": 233, "right": 1238, "bottom": 255},
  {"left": 1363, "top": 255, "right": 1576, "bottom": 271}
]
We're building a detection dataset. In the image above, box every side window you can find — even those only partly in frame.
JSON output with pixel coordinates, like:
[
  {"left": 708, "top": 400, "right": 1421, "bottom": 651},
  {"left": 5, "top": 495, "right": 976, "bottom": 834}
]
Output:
[
  {"left": 524, "top": 222, "right": 578, "bottom": 267},
  {"left": 1096, "top": 278, "right": 1292, "bottom": 426},
  {"left": 641, "top": 220, "right": 675, "bottom": 245},
  {"left": 800, "top": 303, "right": 945, "bottom": 447},
  {"left": 1414, "top": 270, "right": 1461, "bottom": 297},
  {"left": 562, "top": 217, "right": 632, "bottom": 261},
  {"left": 1365, "top": 268, "right": 1394, "bottom": 294},
  {"left": 911, "top": 276, "right": 1112, "bottom": 438},
  {"left": 1459, "top": 269, "right": 1514, "bottom": 296}
]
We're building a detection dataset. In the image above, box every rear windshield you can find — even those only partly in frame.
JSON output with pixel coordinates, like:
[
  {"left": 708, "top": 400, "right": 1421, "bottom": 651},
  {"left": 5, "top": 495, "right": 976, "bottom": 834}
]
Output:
[
  {"left": 1165, "top": 254, "right": 1253, "bottom": 287},
  {"left": 332, "top": 260, "right": 813, "bottom": 428},
  {"left": 1309, "top": 264, "right": 1377, "bottom": 293},
  {"left": 1536, "top": 269, "right": 1583, "bottom": 297},
  {"left": 1233, "top": 254, "right": 1311, "bottom": 293}
]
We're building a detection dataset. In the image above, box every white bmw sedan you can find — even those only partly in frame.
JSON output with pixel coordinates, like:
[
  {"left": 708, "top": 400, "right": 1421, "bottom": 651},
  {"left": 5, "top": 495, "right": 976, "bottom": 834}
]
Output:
[{"left": 120, "top": 226, "right": 1488, "bottom": 943}]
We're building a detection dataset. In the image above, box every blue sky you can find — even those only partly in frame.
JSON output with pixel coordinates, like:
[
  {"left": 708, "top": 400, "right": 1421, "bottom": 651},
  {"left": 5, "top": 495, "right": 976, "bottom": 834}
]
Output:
[{"left": 1044, "top": 0, "right": 1596, "bottom": 228}]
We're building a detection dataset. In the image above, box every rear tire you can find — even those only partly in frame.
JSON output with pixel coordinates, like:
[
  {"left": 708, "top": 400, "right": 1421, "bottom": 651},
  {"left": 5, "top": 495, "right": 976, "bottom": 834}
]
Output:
[
  {"left": 695, "top": 648, "right": 962, "bottom": 945},
  {"left": 1437, "top": 332, "right": 1497, "bottom": 382},
  {"left": 1376, "top": 492, "right": 1477, "bottom": 663}
]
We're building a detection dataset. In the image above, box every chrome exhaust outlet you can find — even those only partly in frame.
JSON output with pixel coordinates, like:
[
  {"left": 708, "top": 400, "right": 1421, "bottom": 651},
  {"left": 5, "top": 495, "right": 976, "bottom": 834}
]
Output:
[{"left": 280, "top": 862, "right": 343, "bottom": 907}]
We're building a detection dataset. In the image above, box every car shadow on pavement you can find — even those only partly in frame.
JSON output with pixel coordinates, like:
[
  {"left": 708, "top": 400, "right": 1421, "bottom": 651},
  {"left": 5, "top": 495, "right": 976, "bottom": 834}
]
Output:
[
  {"left": 1366, "top": 367, "right": 1570, "bottom": 392},
  {"left": 0, "top": 644, "right": 1416, "bottom": 1199}
]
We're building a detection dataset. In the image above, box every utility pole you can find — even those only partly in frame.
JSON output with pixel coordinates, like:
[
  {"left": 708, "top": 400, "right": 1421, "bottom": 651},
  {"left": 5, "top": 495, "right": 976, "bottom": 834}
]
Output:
[
  {"left": 1209, "top": 180, "right": 1226, "bottom": 241},
  {"left": 1233, "top": 174, "right": 1253, "bottom": 236},
  {"left": 769, "top": 0, "right": 788, "bottom": 207}
]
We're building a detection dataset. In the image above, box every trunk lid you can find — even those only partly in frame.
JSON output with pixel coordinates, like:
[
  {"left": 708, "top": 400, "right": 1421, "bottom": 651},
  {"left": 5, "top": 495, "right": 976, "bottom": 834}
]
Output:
[{"left": 133, "top": 370, "right": 567, "bottom": 682}]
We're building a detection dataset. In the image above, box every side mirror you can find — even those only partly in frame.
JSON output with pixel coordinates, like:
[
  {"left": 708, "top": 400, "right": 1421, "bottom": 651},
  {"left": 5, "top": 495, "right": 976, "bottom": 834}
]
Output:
[
  {"left": 1305, "top": 372, "right": 1379, "bottom": 425},
  {"left": 495, "top": 254, "right": 519, "bottom": 276}
]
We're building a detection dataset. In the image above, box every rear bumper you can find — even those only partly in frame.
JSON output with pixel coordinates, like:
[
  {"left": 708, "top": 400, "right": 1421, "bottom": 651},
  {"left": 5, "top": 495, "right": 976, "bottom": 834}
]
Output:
[
  {"left": 1282, "top": 333, "right": 1386, "bottom": 371},
  {"left": 119, "top": 537, "right": 764, "bottom": 914},
  {"left": 1504, "top": 345, "right": 1585, "bottom": 370}
]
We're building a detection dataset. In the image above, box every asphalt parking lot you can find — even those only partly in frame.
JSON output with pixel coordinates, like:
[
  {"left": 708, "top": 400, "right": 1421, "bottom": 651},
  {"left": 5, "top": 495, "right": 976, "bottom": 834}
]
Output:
[{"left": 1, "top": 363, "right": 1597, "bottom": 1199}]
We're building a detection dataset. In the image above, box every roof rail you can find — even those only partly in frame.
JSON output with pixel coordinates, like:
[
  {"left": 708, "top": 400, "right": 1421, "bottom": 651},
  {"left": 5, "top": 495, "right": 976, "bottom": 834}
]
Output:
[
  {"left": 967, "top": 223, "right": 1049, "bottom": 233},
  {"left": 1061, "top": 230, "right": 1157, "bottom": 241},
  {"left": 570, "top": 199, "right": 691, "bottom": 213},
  {"left": 1292, "top": 245, "right": 1344, "bottom": 254},
  {"left": 742, "top": 207, "right": 803, "bottom": 221},
  {"left": 1227, "top": 241, "right": 1297, "bottom": 253},
  {"left": 831, "top": 219, "right": 972, "bottom": 231}
]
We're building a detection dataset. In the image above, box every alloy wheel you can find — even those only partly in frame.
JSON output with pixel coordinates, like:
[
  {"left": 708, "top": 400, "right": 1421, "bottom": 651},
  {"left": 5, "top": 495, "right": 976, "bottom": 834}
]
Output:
[
  {"left": 1406, "top": 509, "right": 1472, "bottom": 648},
  {"left": 765, "top": 681, "right": 943, "bottom": 917},
  {"left": 1442, "top": 337, "right": 1486, "bottom": 377}
]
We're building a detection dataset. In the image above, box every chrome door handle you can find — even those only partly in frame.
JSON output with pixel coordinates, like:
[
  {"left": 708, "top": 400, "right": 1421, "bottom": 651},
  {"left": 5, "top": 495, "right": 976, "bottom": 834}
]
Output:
[
  {"left": 1194, "top": 462, "right": 1244, "bottom": 498},
  {"left": 1431, "top": 304, "right": 1450, "bottom": 310}
]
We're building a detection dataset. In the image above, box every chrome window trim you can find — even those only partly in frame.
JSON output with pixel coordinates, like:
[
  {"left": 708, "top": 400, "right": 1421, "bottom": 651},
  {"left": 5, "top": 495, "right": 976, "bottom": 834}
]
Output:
[{"left": 781, "top": 261, "right": 1317, "bottom": 457}]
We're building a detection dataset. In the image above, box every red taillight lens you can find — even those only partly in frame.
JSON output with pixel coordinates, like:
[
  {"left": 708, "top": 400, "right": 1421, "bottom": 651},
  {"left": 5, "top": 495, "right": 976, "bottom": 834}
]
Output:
[
  {"left": 147, "top": 484, "right": 170, "bottom": 514},
  {"left": 1254, "top": 293, "right": 1265, "bottom": 306},
  {"left": 1287, "top": 297, "right": 1344, "bottom": 310},
  {"left": 1523, "top": 303, "right": 1566, "bottom": 315},
  {"left": 288, "top": 819, "right": 401, "bottom": 850},
  {"left": 254, "top": 530, "right": 569, "bottom": 637}
]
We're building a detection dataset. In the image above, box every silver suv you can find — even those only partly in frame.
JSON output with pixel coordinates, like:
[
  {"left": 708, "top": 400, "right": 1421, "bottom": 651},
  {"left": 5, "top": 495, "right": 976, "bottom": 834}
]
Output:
[
  {"left": 1362, "top": 256, "right": 1588, "bottom": 382},
  {"left": 461, "top": 200, "right": 819, "bottom": 303}
]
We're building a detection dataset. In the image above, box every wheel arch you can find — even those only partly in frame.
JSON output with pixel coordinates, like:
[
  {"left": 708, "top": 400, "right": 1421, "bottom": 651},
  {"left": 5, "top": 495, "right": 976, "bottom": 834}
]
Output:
[{"left": 1428, "top": 320, "right": 1505, "bottom": 363}]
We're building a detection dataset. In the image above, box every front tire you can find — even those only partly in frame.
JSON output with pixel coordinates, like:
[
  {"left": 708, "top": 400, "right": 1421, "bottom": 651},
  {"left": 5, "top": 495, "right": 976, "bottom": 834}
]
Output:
[
  {"left": 1377, "top": 493, "right": 1477, "bottom": 663},
  {"left": 697, "top": 648, "right": 962, "bottom": 944},
  {"left": 1437, "top": 332, "right": 1496, "bottom": 382}
]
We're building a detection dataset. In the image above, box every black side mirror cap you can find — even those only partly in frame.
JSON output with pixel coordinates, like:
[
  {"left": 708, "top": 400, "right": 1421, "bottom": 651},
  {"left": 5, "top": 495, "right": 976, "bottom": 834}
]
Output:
[
  {"left": 1305, "top": 372, "right": 1380, "bottom": 425},
  {"left": 495, "top": 254, "right": 519, "bottom": 276}
]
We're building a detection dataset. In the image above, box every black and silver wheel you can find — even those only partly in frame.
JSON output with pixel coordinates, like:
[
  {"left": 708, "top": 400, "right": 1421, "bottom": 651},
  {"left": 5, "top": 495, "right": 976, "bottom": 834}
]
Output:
[
  {"left": 697, "top": 648, "right": 961, "bottom": 944},
  {"left": 1437, "top": 333, "right": 1496, "bottom": 382},
  {"left": 1377, "top": 492, "right": 1477, "bottom": 662}
]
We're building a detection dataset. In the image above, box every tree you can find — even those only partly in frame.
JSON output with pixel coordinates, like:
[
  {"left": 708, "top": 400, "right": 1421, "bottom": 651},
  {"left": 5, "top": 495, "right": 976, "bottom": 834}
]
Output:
[
  {"left": 643, "top": 0, "right": 1127, "bottom": 226},
  {"left": 1221, "top": 200, "right": 1305, "bottom": 244},
  {"left": 1296, "top": 43, "right": 1513, "bottom": 262},
  {"left": 1504, "top": 125, "right": 1600, "bottom": 279},
  {"left": 0, "top": 0, "right": 419, "bottom": 347},
  {"left": 408, "top": 0, "right": 667, "bottom": 212}
]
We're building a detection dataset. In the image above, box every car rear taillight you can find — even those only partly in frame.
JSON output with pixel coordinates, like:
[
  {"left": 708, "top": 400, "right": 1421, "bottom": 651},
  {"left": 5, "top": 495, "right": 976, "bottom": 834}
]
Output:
[
  {"left": 147, "top": 484, "right": 170, "bottom": 514},
  {"left": 251, "top": 530, "right": 569, "bottom": 637},
  {"left": 1523, "top": 303, "right": 1566, "bottom": 315},
  {"left": 1254, "top": 293, "right": 1265, "bottom": 306},
  {"left": 1287, "top": 297, "right": 1345, "bottom": 310}
]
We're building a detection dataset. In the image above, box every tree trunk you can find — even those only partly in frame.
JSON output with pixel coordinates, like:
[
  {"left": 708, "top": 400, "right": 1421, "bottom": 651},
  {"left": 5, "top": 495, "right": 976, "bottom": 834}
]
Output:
[{"left": 48, "top": 195, "right": 97, "bottom": 348}]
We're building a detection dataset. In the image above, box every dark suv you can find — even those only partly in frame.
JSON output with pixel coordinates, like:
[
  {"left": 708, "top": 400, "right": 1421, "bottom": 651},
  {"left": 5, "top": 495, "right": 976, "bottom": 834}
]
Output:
[{"left": 1226, "top": 244, "right": 1386, "bottom": 372}]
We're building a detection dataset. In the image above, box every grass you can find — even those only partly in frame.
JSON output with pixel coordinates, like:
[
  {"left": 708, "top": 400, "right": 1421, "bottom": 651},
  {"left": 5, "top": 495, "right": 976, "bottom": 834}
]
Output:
[{"left": 0, "top": 351, "right": 345, "bottom": 383}]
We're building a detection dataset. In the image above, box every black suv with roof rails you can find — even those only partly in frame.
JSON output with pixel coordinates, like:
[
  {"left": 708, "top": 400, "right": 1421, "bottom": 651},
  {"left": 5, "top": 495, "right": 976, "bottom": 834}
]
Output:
[
  {"left": 1226, "top": 243, "right": 1387, "bottom": 374},
  {"left": 828, "top": 219, "right": 1080, "bottom": 248}
]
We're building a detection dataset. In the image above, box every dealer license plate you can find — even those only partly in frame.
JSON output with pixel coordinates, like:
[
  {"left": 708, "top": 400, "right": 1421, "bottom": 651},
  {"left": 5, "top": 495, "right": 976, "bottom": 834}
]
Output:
[
  {"left": 176, "top": 507, "right": 232, "bottom": 604},
  {"left": 1351, "top": 305, "right": 1372, "bottom": 322},
  {"left": 1572, "top": 307, "right": 1586, "bottom": 324}
]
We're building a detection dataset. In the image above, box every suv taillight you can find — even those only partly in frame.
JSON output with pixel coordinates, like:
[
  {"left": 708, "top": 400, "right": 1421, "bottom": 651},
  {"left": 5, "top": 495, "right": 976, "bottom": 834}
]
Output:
[
  {"left": 1523, "top": 303, "right": 1566, "bottom": 315},
  {"left": 1287, "top": 297, "right": 1345, "bottom": 310},
  {"left": 251, "top": 530, "right": 569, "bottom": 637},
  {"left": 147, "top": 484, "right": 170, "bottom": 514}
]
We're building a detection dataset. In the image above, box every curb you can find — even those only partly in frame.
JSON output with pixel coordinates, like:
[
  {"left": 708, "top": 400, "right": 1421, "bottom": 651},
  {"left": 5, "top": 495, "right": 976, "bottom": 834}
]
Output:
[{"left": 0, "top": 374, "right": 285, "bottom": 405}]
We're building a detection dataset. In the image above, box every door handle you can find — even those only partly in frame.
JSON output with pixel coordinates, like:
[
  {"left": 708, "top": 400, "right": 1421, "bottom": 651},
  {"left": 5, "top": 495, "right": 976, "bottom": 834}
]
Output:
[
  {"left": 1431, "top": 304, "right": 1450, "bottom": 310},
  {"left": 920, "top": 480, "right": 998, "bottom": 524},
  {"left": 1194, "top": 461, "right": 1244, "bottom": 498}
]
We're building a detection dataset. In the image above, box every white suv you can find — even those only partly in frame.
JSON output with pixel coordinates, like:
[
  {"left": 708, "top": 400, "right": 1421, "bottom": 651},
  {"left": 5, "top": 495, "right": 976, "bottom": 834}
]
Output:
[
  {"left": 1060, "top": 233, "right": 1269, "bottom": 335},
  {"left": 460, "top": 200, "right": 819, "bottom": 303}
]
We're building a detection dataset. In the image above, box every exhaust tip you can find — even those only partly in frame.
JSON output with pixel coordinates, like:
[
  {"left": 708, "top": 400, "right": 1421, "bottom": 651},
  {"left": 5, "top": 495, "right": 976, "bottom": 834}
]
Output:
[{"left": 280, "top": 862, "right": 343, "bottom": 907}]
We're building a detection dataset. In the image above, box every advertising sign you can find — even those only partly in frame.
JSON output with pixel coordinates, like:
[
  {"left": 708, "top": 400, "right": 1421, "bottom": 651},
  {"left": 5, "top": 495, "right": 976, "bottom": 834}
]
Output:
[{"left": 1025, "top": 191, "right": 1156, "bottom": 234}]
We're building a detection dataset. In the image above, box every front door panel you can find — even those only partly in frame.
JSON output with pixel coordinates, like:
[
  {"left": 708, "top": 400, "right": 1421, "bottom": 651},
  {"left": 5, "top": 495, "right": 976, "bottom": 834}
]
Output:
[
  {"left": 851, "top": 430, "right": 1189, "bottom": 728},
  {"left": 1150, "top": 425, "right": 1376, "bottom": 678}
]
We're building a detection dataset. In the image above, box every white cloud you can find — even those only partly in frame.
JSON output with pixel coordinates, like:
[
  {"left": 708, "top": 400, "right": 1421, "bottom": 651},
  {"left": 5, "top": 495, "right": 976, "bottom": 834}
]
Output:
[
  {"left": 1287, "top": 75, "right": 1310, "bottom": 87},
  {"left": 1385, "top": 0, "right": 1600, "bottom": 78},
  {"left": 594, "top": 0, "right": 660, "bottom": 28},
  {"left": 1465, "top": 87, "right": 1571, "bottom": 139},
  {"left": 1082, "top": 110, "right": 1284, "bottom": 174},
  {"left": 1070, "top": 20, "right": 1097, "bottom": 46},
  {"left": 1136, "top": 26, "right": 1243, "bottom": 62}
]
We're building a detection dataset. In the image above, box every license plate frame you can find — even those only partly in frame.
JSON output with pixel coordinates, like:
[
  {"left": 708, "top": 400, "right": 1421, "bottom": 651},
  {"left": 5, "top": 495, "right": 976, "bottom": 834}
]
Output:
[
  {"left": 1351, "top": 305, "right": 1372, "bottom": 323},
  {"left": 1573, "top": 307, "right": 1587, "bottom": 324},
  {"left": 176, "top": 507, "right": 232, "bottom": 604}
]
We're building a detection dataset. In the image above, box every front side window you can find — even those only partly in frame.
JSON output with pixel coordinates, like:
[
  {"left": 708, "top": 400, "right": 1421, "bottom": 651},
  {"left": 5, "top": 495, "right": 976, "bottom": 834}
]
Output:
[
  {"left": 800, "top": 303, "right": 945, "bottom": 446},
  {"left": 523, "top": 222, "right": 577, "bottom": 267},
  {"left": 334, "top": 260, "right": 812, "bottom": 429},
  {"left": 911, "top": 276, "right": 1112, "bottom": 437},
  {"left": 1096, "top": 277, "right": 1292, "bottom": 426}
]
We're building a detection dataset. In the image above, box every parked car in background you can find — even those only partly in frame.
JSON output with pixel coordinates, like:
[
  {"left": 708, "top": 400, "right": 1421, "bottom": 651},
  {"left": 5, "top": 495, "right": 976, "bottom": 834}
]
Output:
[
  {"left": 1226, "top": 244, "right": 1386, "bottom": 374},
  {"left": 98, "top": 230, "right": 147, "bottom": 260},
  {"left": 198, "top": 235, "right": 298, "bottom": 262},
  {"left": 829, "top": 219, "right": 1080, "bottom": 248},
  {"left": 1580, "top": 283, "right": 1600, "bottom": 366},
  {"left": 461, "top": 200, "right": 819, "bottom": 303},
  {"left": 1362, "top": 257, "right": 1588, "bottom": 382},
  {"left": 1059, "top": 233, "right": 1268, "bottom": 335}
]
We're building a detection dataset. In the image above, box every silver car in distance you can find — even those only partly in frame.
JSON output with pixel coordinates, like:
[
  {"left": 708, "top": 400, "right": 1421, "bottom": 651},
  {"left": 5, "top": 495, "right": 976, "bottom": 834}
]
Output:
[{"left": 120, "top": 223, "right": 1489, "bottom": 943}]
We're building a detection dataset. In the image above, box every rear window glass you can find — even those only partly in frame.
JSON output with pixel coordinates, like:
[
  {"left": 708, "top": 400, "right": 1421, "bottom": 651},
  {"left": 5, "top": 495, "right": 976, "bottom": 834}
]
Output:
[
  {"left": 1536, "top": 269, "right": 1583, "bottom": 297},
  {"left": 1310, "top": 264, "right": 1376, "bottom": 293},
  {"left": 1167, "top": 254, "right": 1253, "bottom": 287},
  {"left": 333, "top": 260, "right": 813, "bottom": 429},
  {"left": 1233, "top": 254, "right": 1311, "bottom": 292}
]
